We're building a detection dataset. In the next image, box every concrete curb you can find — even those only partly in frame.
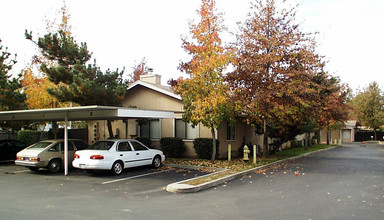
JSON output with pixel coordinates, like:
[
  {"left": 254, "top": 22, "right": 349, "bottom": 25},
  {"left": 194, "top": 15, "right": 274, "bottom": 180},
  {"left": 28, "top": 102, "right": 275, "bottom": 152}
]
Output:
[{"left": 166, "top": 146, "right": 340, "bottom": 193}]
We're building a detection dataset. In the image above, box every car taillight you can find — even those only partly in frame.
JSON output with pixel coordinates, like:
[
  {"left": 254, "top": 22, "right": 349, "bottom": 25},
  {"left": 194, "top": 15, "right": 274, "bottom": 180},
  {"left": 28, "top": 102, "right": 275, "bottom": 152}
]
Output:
[
  {"left": 90, "top": 155, "right": 104, "bottom": 160},
  {"left": 16, "top": 157, "right": 39, "bottom": 162},
  {"left": 30, "top": 158, "right": 40, "bottom": 162},
  {"left": 74, "top": 154, "right": 80, "bottom": 159}
]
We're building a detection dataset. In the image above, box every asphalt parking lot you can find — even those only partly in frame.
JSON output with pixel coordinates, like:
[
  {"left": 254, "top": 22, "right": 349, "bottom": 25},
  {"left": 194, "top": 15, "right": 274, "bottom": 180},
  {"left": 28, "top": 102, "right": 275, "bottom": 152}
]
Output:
[
  {"left": 1, "top": 143, "right": 383, "bottom": 220},
  {"left": 0, "top": 162, "right": 206, "bottom": 194}
]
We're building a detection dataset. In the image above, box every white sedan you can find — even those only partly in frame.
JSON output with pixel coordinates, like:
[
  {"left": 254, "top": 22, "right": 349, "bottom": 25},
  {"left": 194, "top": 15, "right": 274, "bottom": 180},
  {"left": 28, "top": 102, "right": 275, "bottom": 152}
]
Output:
[{"left": 72, "top": 139, "right": 165, "bottom": 175}]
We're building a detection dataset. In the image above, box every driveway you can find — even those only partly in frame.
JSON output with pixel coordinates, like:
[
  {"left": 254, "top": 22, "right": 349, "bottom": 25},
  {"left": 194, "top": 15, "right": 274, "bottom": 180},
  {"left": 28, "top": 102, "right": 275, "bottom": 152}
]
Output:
[{"left": 0, "top": 143, "right": 383, "bottom": 219}]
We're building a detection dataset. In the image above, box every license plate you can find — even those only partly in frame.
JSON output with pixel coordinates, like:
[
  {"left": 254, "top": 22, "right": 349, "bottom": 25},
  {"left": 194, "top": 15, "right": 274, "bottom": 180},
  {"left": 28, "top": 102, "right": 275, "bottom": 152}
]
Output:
[{"left": 79, "top": 164, "right": 85, "bottom": 169}]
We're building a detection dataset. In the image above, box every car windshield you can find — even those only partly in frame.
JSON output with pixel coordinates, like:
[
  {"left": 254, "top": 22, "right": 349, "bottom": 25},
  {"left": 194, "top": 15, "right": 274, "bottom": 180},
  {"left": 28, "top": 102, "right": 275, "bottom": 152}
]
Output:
[
  {"left": 88, "top": 141, "right": 114, "bottom": 150},
  {"left": 28, "top": 142, "right": 53, "bottom": 149}
]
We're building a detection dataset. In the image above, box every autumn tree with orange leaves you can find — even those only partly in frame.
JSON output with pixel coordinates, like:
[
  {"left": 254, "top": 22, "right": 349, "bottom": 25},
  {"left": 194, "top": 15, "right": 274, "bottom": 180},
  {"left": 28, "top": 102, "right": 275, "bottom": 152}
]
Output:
[
  {"left": 22, "top": 66, "right": 58, "bottom": 109},
  {"left": 22, "top": 3, "right": 72, "bottom": 110},
  {"left": 130, "top": 57, "right": 148, "bottom": 82},
  {"left": 226, "top": 0, "right": 349, "bottom": 157},
  {"left": 177, "top": 0, "right": 234, "bottom": 162}
]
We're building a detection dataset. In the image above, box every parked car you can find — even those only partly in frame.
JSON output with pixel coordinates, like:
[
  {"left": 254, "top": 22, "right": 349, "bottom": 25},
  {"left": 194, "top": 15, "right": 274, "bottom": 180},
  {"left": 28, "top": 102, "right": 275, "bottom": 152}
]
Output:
[
  {"left": 72, "top": 139, "right": 165, "bottom": 175},
  {"left": 15, "top": 139, "right": 89, "bottom": 173},
  {"left": 0, "top": 139, "right": 27, "bottom": 161}
]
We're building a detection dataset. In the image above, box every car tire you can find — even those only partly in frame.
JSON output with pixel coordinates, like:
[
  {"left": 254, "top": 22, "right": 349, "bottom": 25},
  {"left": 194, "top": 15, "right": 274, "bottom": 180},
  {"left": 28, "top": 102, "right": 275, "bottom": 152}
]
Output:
[
  {"left": 111, "top": 161, "right": 123, "bottom": 175},
  {"left": 28, "top": 167, "right": 39, "bottom": 172},
  {"left": 152, "top": 156, "right": 162, "bottom": 168},
  {"left": 48, "top": 159, "right": 62, "bottom": 173}
]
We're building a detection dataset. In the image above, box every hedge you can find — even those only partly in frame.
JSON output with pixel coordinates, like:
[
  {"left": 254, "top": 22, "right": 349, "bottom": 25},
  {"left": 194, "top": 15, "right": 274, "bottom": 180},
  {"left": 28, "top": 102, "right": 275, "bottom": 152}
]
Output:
[
  {"left": 193, "top": 138, "right": 219, "bottom": 160},
  {"left": 135, "top": 137, "right": 152, "bottom": 148},
  {"left": 17, "top": 130, "right": 35, "bottom": 145},
  {"left": 160, "top": 137, "right": 185, "bottom": 158}
]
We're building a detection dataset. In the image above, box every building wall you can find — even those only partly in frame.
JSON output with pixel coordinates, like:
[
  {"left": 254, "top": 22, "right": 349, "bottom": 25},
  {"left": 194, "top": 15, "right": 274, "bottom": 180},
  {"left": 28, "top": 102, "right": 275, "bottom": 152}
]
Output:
[
  {"left": 217, "top": 120, "right": 263, "bottom": 159},
  {"left": 320, "top": 129, "right": 342, "bottom": 144},
  {"left": 88, "top": 82, "right": 267, "bottom": 158},
  {"left": 123, "top": 85, "right": 183, "bottom": 112}
]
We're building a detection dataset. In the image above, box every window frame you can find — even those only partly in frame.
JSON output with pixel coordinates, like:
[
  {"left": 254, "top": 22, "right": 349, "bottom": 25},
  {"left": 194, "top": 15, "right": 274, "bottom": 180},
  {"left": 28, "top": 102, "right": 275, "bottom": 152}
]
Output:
[
  {"left": 174, "top": 118, "right": 199, "bottom": 140},
  {"left": 139, "top": 119, "right": 161, "bottom": 140},
  {"left": 226, "top": 121, "right": 236, "bottom": 141}
]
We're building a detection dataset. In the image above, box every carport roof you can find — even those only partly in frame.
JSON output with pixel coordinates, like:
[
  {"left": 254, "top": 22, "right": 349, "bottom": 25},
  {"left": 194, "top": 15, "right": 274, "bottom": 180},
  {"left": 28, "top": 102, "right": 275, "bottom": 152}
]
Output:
[{"left": 0, "top": 105, "right": 174, "bottom": 121}]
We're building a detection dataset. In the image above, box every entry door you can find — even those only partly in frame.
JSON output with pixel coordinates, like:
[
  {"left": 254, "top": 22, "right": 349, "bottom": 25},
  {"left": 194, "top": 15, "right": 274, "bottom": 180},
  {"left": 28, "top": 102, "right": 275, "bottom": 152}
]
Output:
[
  {"left": 130, "top": 141, "right": 152, "bottom": 166},
  {"left": 116, "top": 141, "right": 136, "bottom": 168},
  {"left": 342, "top": 130, "right": 351, "bottom": 143}
]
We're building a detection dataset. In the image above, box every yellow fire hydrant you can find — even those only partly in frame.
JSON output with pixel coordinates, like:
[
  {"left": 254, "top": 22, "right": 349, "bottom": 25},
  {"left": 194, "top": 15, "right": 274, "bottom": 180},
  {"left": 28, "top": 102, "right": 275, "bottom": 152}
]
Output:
[{"left": 243, "top": 145, "right": 250, "bottom": 161}]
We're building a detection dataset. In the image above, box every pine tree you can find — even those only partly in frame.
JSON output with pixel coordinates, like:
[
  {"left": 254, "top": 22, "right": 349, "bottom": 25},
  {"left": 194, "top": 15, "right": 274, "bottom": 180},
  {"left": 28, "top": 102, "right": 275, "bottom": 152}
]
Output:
[
  {"left": 25, "top": 30, "right": 128, "bottom": 138},
  {"left": 0, "top": 39, "right": 26, "bottom": 111}
]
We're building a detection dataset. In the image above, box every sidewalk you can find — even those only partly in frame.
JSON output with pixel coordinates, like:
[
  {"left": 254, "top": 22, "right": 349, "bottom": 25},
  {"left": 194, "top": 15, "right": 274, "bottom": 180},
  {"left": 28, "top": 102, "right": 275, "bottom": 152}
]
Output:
[{"left": 166, "top": 146, "right": 340, "bottom": 193}]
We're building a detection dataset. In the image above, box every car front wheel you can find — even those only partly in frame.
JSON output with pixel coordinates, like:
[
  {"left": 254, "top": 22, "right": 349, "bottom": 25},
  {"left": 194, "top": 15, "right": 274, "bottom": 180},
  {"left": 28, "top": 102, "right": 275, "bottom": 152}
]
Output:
[
  {"left": 152, "top": 156, "right": 162, "bottom": 168},
  {"left": 111, "top": 161, "right": 123, "bottom": 175}
]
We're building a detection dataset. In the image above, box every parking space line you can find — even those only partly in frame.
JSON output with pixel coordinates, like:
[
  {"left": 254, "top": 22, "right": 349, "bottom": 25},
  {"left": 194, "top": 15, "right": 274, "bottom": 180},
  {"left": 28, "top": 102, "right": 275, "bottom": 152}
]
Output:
[
  {"left": 101, "top": 170, "right": 168, "bottom": 185},
  {"left": 12, "top": 170, "right": 30, "bottom": 173}
]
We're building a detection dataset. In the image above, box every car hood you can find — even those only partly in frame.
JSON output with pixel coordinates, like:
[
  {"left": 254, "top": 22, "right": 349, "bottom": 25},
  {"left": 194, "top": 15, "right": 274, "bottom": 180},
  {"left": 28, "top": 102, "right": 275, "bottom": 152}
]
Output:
[{"left": 17, "top": 148, "right": 44, "bottom": 157}]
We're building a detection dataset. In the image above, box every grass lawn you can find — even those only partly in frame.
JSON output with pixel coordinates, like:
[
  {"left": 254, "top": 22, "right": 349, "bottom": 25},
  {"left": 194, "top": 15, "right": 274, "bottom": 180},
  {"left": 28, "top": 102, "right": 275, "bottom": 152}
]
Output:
[{"left": 165, "top": 144, "right": 337, "bottom": 186}]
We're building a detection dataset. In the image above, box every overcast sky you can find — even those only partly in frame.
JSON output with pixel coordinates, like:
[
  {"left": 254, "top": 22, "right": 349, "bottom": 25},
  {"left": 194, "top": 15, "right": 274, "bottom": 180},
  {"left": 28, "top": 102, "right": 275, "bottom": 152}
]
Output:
[{"left": 1, "top": 0, "right": 383, "bottom": 93}]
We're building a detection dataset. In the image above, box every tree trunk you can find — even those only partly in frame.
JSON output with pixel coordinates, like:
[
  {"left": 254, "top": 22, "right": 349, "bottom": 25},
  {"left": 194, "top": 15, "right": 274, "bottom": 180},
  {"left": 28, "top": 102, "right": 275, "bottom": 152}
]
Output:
[
  {"left": 107, "top": 120, "right": 114, "bottom": 139},
  {"left": 211, "top": 127, "right": 216, "bottom": 163},
  {"left": 263, "top": 119, "right": 268, "bottom": 158},
  {"left": 52, "top": 121, "right": 58, "bottom": 139},
  {"left": 326, "top": 129, "right": 330, "bottom": 145},
  {"left": 308, "top": 132, "right": 313, "bottom": 147},
  {"left": 304, "top": 133, "right": 309, "bottom": 150}
]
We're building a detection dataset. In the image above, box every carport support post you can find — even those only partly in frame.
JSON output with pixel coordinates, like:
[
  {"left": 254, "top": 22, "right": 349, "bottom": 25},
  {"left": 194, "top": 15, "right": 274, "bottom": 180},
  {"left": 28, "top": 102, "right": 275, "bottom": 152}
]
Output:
[{"left": 64, "top": 113, "right": 68, "bottom": 176}]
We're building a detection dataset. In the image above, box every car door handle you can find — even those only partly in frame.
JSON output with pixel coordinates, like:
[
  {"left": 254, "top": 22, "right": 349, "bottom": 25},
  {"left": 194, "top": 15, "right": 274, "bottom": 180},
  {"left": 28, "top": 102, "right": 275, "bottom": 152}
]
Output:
[
  {"left": 136, "top": 153, "right": 139, "bottom": 155},
  {"left": 120, "top": 154, "right": 123, "bottom": 156}
]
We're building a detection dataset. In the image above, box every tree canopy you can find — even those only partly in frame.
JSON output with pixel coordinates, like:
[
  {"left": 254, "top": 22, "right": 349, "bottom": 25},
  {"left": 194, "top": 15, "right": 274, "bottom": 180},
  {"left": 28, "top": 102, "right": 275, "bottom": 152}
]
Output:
[
  {"left": 0, "top": 39, "right": 27, "bottom": 131},
  {"left": 177, "top": 0, "right": 234, "bottom": 162},
  {"left": 25, "top": 27, "right": 128, "bottom": 137},
  {"left": 352, "top": 82, "right": 384, "bottom": 139},
  {"left": 226, "top": 0, "right": 348, "bottom": 156},
  {"left": 22, "top": 3, "right": 73, "bottom": 110},
  {"left": 130, "top": 57, "right": 148, "bottom": 82},
  {"left": 0, "top": 39, "right": 26, "bottom": 112}
]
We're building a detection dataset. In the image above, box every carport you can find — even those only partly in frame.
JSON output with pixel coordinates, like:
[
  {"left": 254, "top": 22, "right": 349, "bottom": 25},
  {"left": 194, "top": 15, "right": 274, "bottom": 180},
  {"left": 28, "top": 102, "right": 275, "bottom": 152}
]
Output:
[{"left": 0, "top": 105, "right": 174, "bottom": 175}]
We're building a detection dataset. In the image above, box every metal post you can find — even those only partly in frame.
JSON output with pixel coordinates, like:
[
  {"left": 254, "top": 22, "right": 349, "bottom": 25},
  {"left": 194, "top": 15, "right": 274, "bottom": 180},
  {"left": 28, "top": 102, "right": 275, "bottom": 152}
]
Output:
[
  {"left": 64, "top": 112, "right": 68, "bottom": 176},
  {"left": 253, "top": 145, "right": 256, "bottom": 164},
  {"left": 228, "top": 144, "right": 231, "bottom": 162}
]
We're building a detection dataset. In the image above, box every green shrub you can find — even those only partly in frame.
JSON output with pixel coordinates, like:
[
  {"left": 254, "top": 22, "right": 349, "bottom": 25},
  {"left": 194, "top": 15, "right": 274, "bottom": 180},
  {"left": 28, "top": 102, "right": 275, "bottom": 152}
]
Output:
[
  {"left": 17, "top": 130, "right": 35, "bottom": 145},
  {"left": 160, "top": 137, "right": 185, "bottom": 158},
  {"left": 311, "top": 135, "right": 319, "bottom": 145},
  {"left": 136, "top": 137, "right": 152, "bottom": 148},
  {"left": 291, "top": 140, "right": 301, "bottom": 148},
  {"left": 193, "top": 138, "right": 219, "bottom": 160}
]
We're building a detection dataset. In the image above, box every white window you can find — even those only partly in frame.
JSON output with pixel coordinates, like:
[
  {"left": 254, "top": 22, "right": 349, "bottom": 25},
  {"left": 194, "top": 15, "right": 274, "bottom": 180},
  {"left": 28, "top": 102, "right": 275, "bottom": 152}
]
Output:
[
  {"left": 140, "top": 119, "right": 160, "bottom": 139},
  {"left": 175, "top": 119, "right": 199, "bottom": 140}
]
